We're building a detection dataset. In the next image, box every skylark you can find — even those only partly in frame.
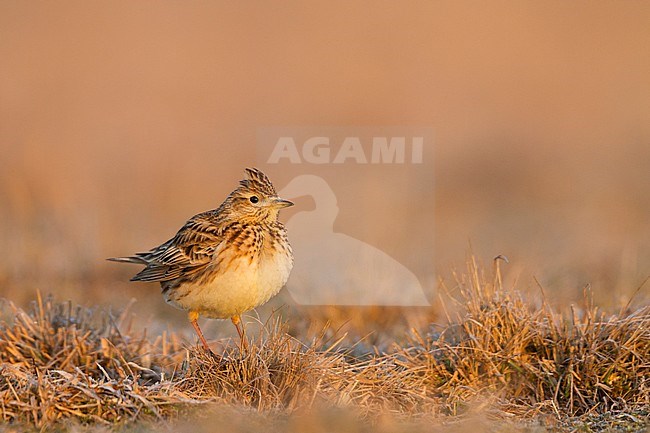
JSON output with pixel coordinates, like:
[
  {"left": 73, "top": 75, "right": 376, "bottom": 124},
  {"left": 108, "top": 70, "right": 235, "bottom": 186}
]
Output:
[{"left": 108, "top": 168, "right": 293, "bottom": 351}]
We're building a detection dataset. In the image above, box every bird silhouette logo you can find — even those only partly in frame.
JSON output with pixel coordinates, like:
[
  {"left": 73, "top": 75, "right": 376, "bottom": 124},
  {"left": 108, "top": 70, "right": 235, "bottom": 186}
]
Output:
[{"left": 279, "top": 175, "right": 430, "bottom": 306}]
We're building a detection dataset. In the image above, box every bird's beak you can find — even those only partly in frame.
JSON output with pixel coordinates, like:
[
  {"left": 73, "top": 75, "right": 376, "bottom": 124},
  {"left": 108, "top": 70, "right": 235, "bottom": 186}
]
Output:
[{"left": 272, "top": 197, "right": 294, "bottom": 208}]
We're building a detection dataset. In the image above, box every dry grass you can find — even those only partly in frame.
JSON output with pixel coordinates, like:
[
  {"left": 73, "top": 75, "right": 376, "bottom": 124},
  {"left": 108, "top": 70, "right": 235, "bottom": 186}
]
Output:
[
  {"left": 0, "top": 294, "right": 191, "bottom": 429},
  {"left": 0, "top": 257, "right": 648, "bottom": 432},
  {"left": 400, "top": 258, "right": 649, "bottom": 420}
]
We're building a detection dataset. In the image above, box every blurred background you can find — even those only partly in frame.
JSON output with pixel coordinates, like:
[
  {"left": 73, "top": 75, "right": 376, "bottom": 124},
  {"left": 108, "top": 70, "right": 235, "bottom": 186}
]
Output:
[{"left": 1, "top": 1, "right": 648, "bottom": 340}]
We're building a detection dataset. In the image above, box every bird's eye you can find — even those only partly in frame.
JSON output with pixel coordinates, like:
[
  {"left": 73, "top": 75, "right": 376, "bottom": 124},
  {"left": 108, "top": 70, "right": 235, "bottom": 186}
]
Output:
[{"left": 249, "top": 196, "right": 259, "bottom": 204}]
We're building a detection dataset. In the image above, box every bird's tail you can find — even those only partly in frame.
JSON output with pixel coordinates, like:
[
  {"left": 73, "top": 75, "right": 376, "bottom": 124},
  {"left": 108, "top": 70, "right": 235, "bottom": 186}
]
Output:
[{"left": 106, "top": 256, "right": 147, "bottom": 265}]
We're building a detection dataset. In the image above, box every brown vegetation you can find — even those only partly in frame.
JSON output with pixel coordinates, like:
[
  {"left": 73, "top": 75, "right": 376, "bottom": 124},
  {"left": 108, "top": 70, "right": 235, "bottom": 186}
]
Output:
[{"left": 0, "top": 258, "right": 648, "bottom": 432}]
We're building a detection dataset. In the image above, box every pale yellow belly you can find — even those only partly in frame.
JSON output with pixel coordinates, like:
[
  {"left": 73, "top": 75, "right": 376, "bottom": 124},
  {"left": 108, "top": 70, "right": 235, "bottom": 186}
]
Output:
[{"left": 164, "top": 251, "right": 292, "bottom": 319}]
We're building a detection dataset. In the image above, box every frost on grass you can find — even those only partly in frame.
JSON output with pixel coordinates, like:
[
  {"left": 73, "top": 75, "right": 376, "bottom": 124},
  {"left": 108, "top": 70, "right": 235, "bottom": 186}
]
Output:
[
  {"left": 0, "top": 294, "right": 192, "bottom": 428},
  {"left": 0, "top": 258, "right": 648, "bottom": 432}
]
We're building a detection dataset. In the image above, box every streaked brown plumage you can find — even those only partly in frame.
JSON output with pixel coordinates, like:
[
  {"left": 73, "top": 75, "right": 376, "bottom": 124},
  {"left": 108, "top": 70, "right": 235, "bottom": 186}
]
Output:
[{"left": 108, "top": 168, "right": 293, "bottom": 351}]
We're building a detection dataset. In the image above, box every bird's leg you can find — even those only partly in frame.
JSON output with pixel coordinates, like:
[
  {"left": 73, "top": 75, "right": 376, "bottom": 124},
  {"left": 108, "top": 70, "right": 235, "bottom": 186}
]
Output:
[
  {"left": 231, "top": 315, "right": 248, "bottom": 350},
  {"left": 189, "top": 310, "right": 212, "bottom": 353}
]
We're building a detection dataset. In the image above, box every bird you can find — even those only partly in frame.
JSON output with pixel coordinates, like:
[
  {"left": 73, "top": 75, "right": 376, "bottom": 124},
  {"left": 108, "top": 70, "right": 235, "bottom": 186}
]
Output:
[{"left": 108, "top": 168, "right": 294, "bottom": 351}]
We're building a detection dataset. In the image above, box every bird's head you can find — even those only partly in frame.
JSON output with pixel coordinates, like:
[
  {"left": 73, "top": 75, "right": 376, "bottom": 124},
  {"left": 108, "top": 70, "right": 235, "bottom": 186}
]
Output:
[{"left": 226, "top": 168, "right": 293, "bottom": 223}]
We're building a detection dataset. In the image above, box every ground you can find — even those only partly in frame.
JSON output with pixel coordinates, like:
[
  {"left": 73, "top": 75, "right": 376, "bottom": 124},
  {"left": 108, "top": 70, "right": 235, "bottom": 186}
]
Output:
[{"left": 0, "top": 258, "right": 647, "bottom": 432}]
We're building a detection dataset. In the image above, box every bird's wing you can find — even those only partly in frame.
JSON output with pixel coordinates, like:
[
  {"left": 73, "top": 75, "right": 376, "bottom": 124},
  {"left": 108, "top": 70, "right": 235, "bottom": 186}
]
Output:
[{"left": 131, "top": 212, "right": 224, "bottom": 282}]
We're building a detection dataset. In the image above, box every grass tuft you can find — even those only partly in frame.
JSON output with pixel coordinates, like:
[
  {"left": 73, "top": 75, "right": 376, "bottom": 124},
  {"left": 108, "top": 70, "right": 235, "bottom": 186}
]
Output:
[
  {"left": 400, "top": 257, "right": 649, "bottom": 420},
  {"left": 178, "top": 320, "right": 346, "bottom": 410},
  {"left": 0, "top": 293, "right": 188, "bottom": 428}
]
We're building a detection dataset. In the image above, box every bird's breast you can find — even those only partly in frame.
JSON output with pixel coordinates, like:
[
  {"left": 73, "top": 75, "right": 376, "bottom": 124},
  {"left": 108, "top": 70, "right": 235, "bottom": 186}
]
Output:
[{"left": 165, "top": 236, "right": 293, "bottom": 319}]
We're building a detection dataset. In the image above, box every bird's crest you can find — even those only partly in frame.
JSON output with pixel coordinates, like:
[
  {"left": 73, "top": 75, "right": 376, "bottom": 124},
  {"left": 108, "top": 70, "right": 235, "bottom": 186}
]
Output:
[{"left": 238, "top": 167, "right": 277, "bottom": 196}]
